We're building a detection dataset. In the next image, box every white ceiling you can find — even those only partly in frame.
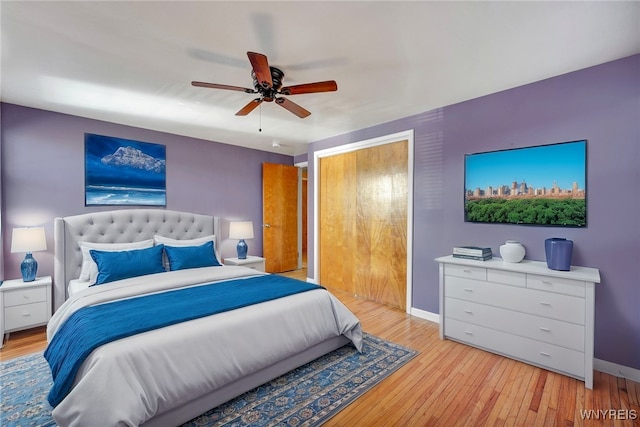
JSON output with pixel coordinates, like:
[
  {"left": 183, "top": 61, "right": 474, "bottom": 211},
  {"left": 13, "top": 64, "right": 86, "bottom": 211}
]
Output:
[{"left": 1, "top": 1, "right": 639, "bottom": 156}]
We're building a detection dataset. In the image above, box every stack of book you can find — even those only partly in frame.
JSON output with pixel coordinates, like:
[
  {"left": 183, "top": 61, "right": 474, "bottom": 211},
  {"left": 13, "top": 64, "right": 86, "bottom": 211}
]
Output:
[{"left": 453, "top": 246, "right": 492, "bottom": 261}]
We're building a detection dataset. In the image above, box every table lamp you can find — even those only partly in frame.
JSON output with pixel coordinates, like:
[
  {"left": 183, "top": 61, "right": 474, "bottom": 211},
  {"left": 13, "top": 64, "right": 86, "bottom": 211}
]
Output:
[
  {"left": 229, "top": 221, "right": 254, "bottom": 259},
  {"left": 11, "top": 227, "right": 47, "bottom": 282}
]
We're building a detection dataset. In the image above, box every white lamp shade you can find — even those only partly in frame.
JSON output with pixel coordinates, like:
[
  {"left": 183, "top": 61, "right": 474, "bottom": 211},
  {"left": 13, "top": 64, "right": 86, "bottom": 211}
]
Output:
[
  {"left": 229, "top": 221, "right": 254, "bottom": 240},
  {"left": 11, "top": 227, "right": 47, "bottom": 253}
]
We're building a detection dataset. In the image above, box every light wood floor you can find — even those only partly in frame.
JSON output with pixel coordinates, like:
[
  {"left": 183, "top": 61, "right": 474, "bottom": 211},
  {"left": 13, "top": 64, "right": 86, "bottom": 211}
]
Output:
[{"left": 1, "top": 268, "right": 638, "bottom": 426}]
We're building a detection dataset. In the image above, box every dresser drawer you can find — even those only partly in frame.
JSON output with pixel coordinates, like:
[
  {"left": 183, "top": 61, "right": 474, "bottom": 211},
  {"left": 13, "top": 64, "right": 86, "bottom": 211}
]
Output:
[
  {"left": 445, "top": 277, "right": 585, "bottom": 324},
  {"left": 445, "top": 298, "right": 585, "bottom": 351},
  {"left": 487, "top": 269, "right": 525, "bottom": 287},
  {"left": 445, "top": 318, "right": 584, "bottom": 379},
  {"left": 527, "top": 275, "right": 586, "bottom": 298},
  {"left": 444, "top": 264, "right": 486, "bottom": 281},
  {"left": 4, "top": 302, "right": 49, "bottom": 331},
  {"left": 4, "top": 286, "right": 48, "bottom": 307}
]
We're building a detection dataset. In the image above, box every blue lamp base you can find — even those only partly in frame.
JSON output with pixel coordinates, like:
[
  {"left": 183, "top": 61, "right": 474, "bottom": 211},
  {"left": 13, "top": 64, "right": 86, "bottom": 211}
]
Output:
[
  {"left": 21, "top": 252, "right": 38, "bottom": 282},
  {"left": 236, "top": 239, "right": 248, "bottom": 259}
]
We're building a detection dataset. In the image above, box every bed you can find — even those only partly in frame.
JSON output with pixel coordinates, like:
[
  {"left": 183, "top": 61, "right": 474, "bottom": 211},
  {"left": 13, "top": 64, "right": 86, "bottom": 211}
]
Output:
[{"left": 49, "top": 209, "right": 362, "bottom": 427}]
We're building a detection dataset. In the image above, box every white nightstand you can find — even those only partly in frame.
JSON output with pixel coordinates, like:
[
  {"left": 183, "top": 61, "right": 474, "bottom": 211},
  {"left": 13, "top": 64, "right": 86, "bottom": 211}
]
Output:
[
  {"left": 224, "top": 256, "right": 266, "bottom": 272},
  {"left": 0, "top": 276, "right": 52, "bottom": 348}
]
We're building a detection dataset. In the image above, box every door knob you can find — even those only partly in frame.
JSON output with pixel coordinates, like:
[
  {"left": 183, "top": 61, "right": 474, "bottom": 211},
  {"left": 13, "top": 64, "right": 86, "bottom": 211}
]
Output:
[{"left": 263, "top": 223, "right": 271, "bottom": 228}]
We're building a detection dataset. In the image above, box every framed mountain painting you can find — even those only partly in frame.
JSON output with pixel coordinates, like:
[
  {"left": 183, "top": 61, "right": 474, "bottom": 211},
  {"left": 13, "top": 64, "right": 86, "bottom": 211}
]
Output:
[{"left": 85, "top": 133, "right": 167, "bottom": 206}]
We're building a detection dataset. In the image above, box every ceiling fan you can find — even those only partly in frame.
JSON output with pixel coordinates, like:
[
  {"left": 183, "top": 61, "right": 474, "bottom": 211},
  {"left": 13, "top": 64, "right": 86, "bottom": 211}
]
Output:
[{"left": 192, "top": 52, "right": 337, "bottom": 118}]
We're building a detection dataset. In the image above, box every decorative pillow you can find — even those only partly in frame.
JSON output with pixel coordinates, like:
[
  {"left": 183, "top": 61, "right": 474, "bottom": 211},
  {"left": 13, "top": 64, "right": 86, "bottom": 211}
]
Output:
[
  {"left": 163, "top": 241, "right": 222, "bottom": 271},
  {"left": 79, "top": 240, "right": 154, "bottom": 283},
  {"left": 90, "top": 244, "right": 165, "bottom": 286},
  {"left": 153, "top": 234, "right": 219, "bottom": 269}
]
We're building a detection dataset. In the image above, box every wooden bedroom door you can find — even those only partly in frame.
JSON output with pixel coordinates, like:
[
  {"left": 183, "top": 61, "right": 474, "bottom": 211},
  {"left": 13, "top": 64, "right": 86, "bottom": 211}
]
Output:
[{"left": 262, "top": 163, "right": 298, "bottom": 273}]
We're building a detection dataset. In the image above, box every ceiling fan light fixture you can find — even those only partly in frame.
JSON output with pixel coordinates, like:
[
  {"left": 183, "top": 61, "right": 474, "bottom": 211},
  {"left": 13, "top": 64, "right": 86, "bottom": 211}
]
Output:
[{"left": 192, "top": 51, "right": 337, "bottom": 119}]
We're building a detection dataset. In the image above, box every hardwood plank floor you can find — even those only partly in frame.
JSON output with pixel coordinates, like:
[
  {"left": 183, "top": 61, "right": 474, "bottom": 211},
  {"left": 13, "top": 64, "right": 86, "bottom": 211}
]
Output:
[{"left": 2, "top": 267, "right": 638, "bottom": 426}]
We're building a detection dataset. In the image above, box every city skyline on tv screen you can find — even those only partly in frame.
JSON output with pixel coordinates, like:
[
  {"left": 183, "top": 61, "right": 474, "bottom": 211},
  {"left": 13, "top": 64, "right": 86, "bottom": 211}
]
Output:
[{"left": 464, "top": 140, "right": 587, "bottom": 227}]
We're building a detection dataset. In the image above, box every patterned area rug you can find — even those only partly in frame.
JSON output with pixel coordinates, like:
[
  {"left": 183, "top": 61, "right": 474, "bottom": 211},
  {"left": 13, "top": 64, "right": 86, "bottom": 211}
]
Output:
[{"left": 1, "top": 334, "right": 417, "bottom": 426}]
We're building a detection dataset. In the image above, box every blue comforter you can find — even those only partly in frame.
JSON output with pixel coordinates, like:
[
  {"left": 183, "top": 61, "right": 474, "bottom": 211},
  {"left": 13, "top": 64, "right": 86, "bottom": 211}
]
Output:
[{"left": 44, "top": 274, "right": 322, "bottom": 407}]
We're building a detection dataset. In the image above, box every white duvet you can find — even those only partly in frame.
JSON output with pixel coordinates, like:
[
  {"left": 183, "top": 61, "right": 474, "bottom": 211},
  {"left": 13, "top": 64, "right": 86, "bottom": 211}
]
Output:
[{"left": 47, "top": 266, "right": 363, "bottom": 427}]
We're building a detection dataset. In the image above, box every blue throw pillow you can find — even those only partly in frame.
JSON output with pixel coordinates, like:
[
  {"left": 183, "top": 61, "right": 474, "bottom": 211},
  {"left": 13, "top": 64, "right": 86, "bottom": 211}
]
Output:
[
  {"left": 90, "top": 244, "right": 166, "bottom": 286},
  {"left": 164, "top": 241, "right": 221, "bottom": 271}
]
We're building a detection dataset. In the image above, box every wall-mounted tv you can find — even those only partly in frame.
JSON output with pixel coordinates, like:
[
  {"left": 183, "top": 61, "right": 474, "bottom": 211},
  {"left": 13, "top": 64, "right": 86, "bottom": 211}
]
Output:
[{"left": 464, "top": 140, "right": 587, "bottom": 227}]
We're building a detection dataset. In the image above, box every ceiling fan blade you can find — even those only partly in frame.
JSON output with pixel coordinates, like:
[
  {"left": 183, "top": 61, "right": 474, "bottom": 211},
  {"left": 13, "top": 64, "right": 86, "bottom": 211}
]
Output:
[
  {"left": 280, "top": 80, "right": 337, "bottom": 95},
  {"left": 192, "top": 81, "right": 255, "bottom": 93},
  {"left": 247, "top": 52, "right": 273, "bottom": 89},
  {"left": 236, "top": 98, "right": 263, "bottom": 116},
  {"left": 275, "top": 97, "right": 311, "bottom": 118}
]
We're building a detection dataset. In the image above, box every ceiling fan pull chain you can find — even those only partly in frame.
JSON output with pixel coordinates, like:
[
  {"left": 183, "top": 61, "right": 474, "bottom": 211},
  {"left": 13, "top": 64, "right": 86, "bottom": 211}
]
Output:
[{"left": 259, "top": 103, "right": 262, "bottom": 132}]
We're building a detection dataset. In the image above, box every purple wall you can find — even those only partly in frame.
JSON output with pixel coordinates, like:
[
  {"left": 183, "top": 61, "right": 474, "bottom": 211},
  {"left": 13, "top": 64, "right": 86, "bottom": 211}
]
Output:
[
  {"left": 2, "top": 55, "right": 638, "bottom": 370},
  {"left": 308, "top": 55, "right": 640, "bottom": 370},
  {"left": 1, "top": 105, "right": 292, "bottom": 280}
]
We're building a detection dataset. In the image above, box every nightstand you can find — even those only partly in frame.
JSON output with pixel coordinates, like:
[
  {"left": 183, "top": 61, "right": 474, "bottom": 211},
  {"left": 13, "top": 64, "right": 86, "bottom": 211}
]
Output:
[
  {"left": 224, "top": 256, "right": 266, "bottom": 272},
  {"left": 0, "top": 276, "right": 52, "bottom": 348}
]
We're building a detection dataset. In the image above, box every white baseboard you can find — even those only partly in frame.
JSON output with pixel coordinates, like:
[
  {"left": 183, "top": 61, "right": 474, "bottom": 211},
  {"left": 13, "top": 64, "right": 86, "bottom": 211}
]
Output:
[
  {"left": 410, "top": 307, "right": 440, "bottom": 324},
  {"left": 594, "top": 358, "right": 640, "bottom": 383}
]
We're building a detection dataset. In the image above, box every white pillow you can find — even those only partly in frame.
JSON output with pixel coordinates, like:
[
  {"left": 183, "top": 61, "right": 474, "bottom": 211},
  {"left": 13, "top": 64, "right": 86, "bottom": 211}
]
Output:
[
  {"left": 154, "top": 235, "right": 218, "bottom": 270},
  {"left": 153, "top": 234, "right": 216, "bottom": 247},
  {"left": 78, "top": 239, "right": 154, "bottom": 283}
]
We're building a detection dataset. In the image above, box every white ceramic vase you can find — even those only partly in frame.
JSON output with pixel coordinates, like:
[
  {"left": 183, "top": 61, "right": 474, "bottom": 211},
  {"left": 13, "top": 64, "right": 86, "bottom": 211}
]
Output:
[{"left": 500, "top": 240, "right": 525, "bottom": 263}]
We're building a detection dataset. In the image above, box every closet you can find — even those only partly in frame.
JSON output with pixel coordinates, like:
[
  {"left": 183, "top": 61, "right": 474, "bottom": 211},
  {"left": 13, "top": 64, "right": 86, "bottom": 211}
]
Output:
[{"left": 319, "top": 139, "right": 408, "bottom": 310}]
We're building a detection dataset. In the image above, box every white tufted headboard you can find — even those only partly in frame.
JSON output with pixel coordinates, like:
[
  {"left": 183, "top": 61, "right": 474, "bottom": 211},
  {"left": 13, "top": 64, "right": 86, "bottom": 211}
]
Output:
[{"left": 53, "top": 209, "right": 219, "bottom": 311}]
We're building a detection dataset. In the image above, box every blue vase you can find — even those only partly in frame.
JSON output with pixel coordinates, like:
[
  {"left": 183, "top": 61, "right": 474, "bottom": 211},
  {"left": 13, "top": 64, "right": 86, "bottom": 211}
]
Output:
[
  {"left": 236, "top": 239, "right": 248, "bottom": 259},
  {"left": 545, "top": 238, "right": 573, "bottom": 271},
  {"left": 20, "top": 252, "right": 38, "bottom": 282}
]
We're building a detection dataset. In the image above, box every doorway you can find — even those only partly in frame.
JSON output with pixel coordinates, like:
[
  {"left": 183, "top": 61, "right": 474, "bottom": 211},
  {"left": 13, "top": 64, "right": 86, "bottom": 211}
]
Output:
[
  {"left": 262, "top": 162, "right": 309, "bottom": 275},
  {"left": 262, "top": 163, "right": 298, "bottom": 273},
  {"left": 299, "top": 166, "right": 308, "bottom": 270}
]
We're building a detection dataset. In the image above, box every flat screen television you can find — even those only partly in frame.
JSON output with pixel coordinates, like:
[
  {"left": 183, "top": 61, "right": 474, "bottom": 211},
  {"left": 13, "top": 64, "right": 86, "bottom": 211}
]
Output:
[{"left": 464, "top": 140, "right": 587, "bottom": 227}]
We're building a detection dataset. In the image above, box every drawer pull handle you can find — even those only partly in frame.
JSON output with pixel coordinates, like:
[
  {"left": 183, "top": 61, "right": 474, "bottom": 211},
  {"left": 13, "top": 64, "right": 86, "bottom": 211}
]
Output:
[
  {"left": 464, "top": 331, "right": 473, "bottom": 335},
  {"left": 463, "top": 269, "right": 472, "bottom": 273},
  {"left": 23, "top": 295, "right": 30, "bottom": 299},
  {"left": 464, "top": 310, "right": 473, "bottom": 314},
  {"left": 539, "top": 301, "right": 551, "bottom": 306},
  {"left": 542, "top": 281, "right": 553, "bottom": 286},
  {"left": 539, "top": 327, "right": 551, "bottom": 332},
  {"left": 21, "top": 313, "right": 32, "bottom": 317},
  {"left": 464, "top": 288, "right": 473, "bottom": 292},
  {"left": 539, "top": 351, "right": 551, "bottom": 357}
]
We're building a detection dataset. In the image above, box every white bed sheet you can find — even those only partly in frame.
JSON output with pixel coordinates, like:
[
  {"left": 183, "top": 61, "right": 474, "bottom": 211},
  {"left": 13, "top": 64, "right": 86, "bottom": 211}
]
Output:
[
  {"left": 47, "top": 266, "right": 363, "bottom": 427},
  {"left": 67, "top": 279, "right": 90, "bottom": 296}
]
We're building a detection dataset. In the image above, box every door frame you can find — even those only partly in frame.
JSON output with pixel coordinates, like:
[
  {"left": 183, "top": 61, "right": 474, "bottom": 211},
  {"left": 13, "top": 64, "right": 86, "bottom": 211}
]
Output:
[
  {"left": 293, "top": 161, "right": 307, "bottom": 271},
  {"left": 312, "top": 130, "right": 414, "bottom": 313}
]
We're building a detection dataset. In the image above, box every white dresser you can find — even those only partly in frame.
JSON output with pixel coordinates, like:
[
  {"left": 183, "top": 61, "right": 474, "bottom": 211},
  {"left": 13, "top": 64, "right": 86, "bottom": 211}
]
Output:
[{"left": 435, "top": 255, "right": 600, "bottom": 388}]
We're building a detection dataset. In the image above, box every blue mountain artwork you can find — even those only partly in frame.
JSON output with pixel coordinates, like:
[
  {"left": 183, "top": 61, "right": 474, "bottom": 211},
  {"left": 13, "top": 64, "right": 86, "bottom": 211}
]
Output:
[{"left": 85, "top": 134, "right": 166, "bottom": 206}]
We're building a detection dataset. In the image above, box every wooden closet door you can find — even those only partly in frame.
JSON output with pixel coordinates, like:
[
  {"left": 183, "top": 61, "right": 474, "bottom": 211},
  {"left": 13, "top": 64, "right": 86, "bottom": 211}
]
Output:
[
  {"left": 319, "top": 140, "right": 408, "bottom": 310},
  {"left": 319, "top": 151, "right": 357, "bottom": 294},
  {"left": 355, "top": 141, "right": 408, "bottom": 310}
]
